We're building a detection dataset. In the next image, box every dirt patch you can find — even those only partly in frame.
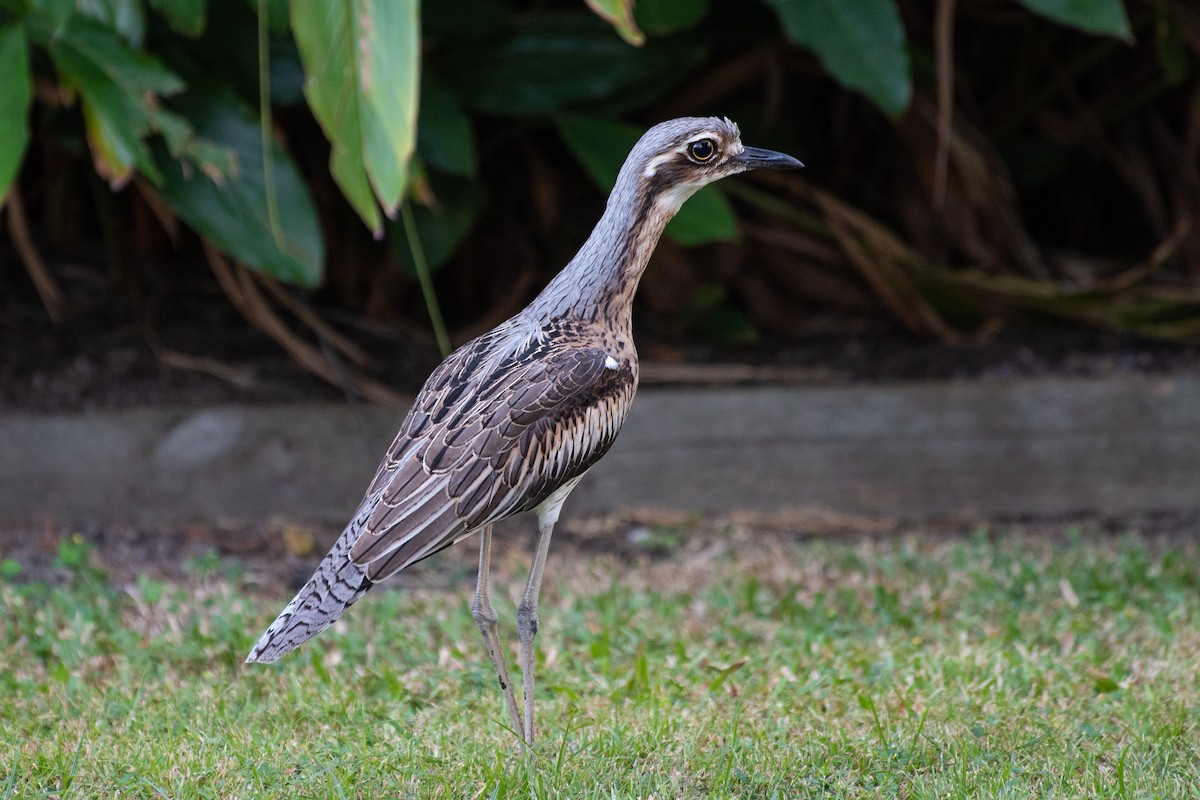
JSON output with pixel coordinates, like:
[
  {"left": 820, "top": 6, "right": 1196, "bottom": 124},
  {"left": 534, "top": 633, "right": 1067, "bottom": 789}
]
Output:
[
  {"left": 5, "top": 508, "right": 1197, "bottom": 595},
  {"left": 4, "top": 257, "right": 1200, "bottom": 415}
]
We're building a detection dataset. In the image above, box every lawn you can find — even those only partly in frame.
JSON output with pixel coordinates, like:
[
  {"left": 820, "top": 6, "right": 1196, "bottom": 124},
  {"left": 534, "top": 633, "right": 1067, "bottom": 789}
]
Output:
[{"left": 2, "top": 521, "right": 1199, "bottom": 798}]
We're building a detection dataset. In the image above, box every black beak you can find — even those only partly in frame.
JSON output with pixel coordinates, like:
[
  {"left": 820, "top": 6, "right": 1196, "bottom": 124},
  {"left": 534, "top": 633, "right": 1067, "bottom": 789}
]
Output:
[{"left": 733, "top": 146, "right": 804, "bottom": 170}]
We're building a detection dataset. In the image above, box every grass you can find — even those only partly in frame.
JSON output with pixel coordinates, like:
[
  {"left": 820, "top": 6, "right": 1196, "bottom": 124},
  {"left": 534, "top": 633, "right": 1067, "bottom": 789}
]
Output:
[{"left": 2, "top": 523, "right": 1199, "bottom": 798}]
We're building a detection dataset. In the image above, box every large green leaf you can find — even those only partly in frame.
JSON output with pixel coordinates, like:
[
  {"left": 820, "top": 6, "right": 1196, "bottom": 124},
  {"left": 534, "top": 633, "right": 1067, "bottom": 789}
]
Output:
[
  {"left": 258, "top": 0, "right": 289, "bottom": 34},
  {"left": 0, "top": 24, "right": 31, "bottom": 203},
  {"left": 440, "top": 14, "right": 707, "bottom": 116},
  {"left": 157, "top": 86, "right": 324, "bottom": 287},
  {"left": 291, "top": 0, "right": 379, "bottom": 234},
  {"left": 79, "top": 0, "right": 146, "bottom": 45},
  {"left": 46, "top": 15, "right": 185, "bottom": 186},
  {"left": 25, "top": 0, "right": 75, "bottom": 37},
  {"left": 1015, "top": 0, "right": 1131, "bottom": 38},
  {"left": 417, "top": 73, "right": 476, "bottom": 178},
  {"left": 358, "top": 0, "right": 419, "bottom": 211},
  {"left": 765, "top": 0, "right": 911, "bottom": 116},
  {"left": 585, "top": 0, "right": 644, "bottom": 45},
  {"left": 556, "top": 114, "right": 737, "bottom": 246},
  {"left": 148, "top": 0, "right": 206, "bottom": 37},
  {"left": 636, "top": 0, "right": 709, "bottom": 35},
  {"left": 291, "top": 0, "right": 419, "bottom": 233},
  {"left": 661, "top": 184, "right": 738, "bottom": 246}
]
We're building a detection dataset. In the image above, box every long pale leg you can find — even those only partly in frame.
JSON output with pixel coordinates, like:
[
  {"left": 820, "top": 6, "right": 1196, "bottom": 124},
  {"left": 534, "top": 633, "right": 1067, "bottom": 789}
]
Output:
[
  {"left": 471, "top": 525, "right": 523, "bottom": 737},
  {"left": 516, "top": 514, "right": 555, "bottom": 745},
  {"left": 516, "top": 479, "right": 579, "bottom": 745}
]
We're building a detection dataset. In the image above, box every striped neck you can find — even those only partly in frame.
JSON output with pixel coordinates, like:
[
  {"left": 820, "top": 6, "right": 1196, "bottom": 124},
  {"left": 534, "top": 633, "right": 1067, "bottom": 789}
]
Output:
[{"left": 526, "top": 177, "right": 694, "bottom": 331}]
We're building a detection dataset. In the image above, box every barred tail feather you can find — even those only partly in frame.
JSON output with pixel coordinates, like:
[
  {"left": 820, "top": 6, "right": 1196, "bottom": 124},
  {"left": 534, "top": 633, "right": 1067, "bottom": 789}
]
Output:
[{"left": 246, "top": 516, "right": 373, "bottom": 664}]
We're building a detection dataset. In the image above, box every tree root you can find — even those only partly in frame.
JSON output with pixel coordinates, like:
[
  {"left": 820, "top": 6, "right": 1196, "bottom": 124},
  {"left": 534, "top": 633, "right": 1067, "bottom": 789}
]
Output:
[
  {"left": 5, "top": 187, "right": 65, "bottom": 321},
  {"left": 204, "top": 243, "right": 408, "bottom": 407}
]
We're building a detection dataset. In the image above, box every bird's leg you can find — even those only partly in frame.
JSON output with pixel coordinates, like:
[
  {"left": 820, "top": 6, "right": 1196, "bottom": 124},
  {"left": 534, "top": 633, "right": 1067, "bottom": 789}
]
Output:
[
  {"left": 516, "top": 512, "right": 557, "bottom": 745},
  {"left": 471, "top": 524, "right": 523, "bottom": 737}
]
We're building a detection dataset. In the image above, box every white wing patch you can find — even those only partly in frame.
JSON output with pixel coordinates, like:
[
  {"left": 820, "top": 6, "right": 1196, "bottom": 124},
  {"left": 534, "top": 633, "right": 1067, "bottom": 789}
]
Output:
[{"left": 604, "top": 355, "right": 620, "bottom": 370}]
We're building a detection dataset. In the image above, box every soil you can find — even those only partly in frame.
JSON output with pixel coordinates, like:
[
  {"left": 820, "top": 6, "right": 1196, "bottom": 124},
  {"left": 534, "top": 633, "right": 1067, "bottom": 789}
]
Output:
[
  {"left": 6, "top": 508, "right": 1200, "bottom": 593},
  {"left": 4, "top": 257, "right": 1200, "bottom": 415}
]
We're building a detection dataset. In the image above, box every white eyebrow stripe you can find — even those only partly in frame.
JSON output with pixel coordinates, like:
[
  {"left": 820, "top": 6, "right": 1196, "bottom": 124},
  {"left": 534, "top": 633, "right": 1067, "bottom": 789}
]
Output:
[{"left": 642, "top": 150, "right": 677, "bottom": 178}]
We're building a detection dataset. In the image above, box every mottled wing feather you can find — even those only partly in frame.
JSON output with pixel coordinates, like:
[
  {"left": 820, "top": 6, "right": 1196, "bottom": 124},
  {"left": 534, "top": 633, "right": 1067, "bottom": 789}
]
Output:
[
  {"left": 243, "top": 331, "right": 636, "bottom": 664},
  {"left": 347, "top": 342, "right": 635, "bottom": 583}
]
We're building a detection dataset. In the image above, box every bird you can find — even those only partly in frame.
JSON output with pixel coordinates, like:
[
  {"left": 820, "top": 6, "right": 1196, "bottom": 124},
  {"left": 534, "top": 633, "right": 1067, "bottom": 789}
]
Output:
[{"left": 246, "top": 116, "right": 802, "bottom": 745}]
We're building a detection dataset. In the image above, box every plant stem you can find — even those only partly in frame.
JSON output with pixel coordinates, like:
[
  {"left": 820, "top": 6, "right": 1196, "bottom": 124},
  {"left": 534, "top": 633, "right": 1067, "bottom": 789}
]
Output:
[{"left": 401, "top": 199, "right": 451, "bottom": 357}]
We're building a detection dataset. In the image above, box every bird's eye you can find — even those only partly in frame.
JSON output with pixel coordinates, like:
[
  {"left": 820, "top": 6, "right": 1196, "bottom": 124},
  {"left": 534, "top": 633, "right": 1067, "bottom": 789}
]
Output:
[{"left": 687, "top": 139, "right": 717, "bottom": 163}]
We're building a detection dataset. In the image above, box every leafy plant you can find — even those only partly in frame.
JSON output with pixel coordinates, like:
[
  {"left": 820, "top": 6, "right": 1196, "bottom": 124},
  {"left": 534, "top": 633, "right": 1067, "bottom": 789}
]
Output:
[
  {"left": 290, "top": 0, "right": 418, "bottom": 237},
  {"left": 2, "top": 0, "right": 1196, "bottom": 379}
]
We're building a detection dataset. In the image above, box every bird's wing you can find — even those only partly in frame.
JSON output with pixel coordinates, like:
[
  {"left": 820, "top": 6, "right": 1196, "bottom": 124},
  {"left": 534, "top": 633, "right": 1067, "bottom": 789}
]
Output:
[{"left": 348, "top": 342, "right": 635, "bottom": 582}]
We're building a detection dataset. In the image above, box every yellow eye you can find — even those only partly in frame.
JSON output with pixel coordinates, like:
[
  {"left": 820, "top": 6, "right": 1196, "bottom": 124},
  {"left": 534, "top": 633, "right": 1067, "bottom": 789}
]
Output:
[{"left": 687, "top": 139, "right": 717, "bottom": 162}]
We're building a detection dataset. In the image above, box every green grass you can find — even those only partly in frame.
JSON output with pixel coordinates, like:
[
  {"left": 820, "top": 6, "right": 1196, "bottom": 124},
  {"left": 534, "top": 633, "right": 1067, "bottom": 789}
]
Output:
[{"left": 2, "top": 526, "right": 1199, "bottom": 798}]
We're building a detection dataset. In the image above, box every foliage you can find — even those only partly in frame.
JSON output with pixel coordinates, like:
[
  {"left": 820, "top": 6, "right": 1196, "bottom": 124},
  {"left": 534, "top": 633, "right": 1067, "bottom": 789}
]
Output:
[
  {"left": 290, "top": 0, "right": 419, "bottom": 237},
  {"left": 0, "top": 24, "right": 32, "bottom": 197},
  {"left": 1, "top": 0, "right": 1197, "bottom": 362},
  {"left": 765, "top": 0, "right": 912, "bottom": 116},
  {"left": 2, "top": 527, "right": 1199, "bottom": 796}
]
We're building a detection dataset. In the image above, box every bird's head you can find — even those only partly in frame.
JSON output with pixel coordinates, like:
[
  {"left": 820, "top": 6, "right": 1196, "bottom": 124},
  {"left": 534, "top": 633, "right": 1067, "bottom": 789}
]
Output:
[{"left": 618, "top": 116, "right": 803, "bottom": 216}]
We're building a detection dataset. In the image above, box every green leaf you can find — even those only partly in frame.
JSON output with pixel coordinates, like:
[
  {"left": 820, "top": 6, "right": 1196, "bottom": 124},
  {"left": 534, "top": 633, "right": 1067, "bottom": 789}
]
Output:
[
  {"left": 79, "top": 0, "right": 146, "bottom": 46},
  {"left": 685, "top": 283, "right": 756, "bottom": 344},
  {"left": 146, "top": 103, "right": 236, "bottom": 178},
  {"left": 257, "top": 0, "right": 289, "bottom": 35},
  {"left": 0, "top": 24, "right": 32, "bottom": 202},
  {"left": 1015, "top": 0, "right": 1131, "bottom": 39},
  {"left": 157, "top": 85, "right": 324, "bottom": 286},
  {"left": 765, "top": 0, "right": 911, "bottom": 116},
  {"left": 289, "top": 1, "right": 377, "bottom": 233},
  {"left": 55, "top": 15, "right": 184, "bottom": 96},
  {"left": 636, "top": 0, "right": 709, "bottom": 35},
  {"left": 556, "top": 113, "right": 737, "bottom": 246},
  {"left": 585, "top": 0, "right": 644, "bottom": 45},
  {"left": 555, "top": 113, "right": 633, "bottom": 188},
  {"left": 356, "top": 0, "right": 418, "bottom": 212},
  {"left": 47, "top": 16, "right": 184, "bottom": 185},
  {"left": 25, "top": 0, "right": 74, "bottom": 40},
  {"left": 291, "top": 0, "right": 419, "bottom": 230},
  {"left": 417, "top": 74, "right": 476, "bottom": 177},
  {"left": 148, "top": 0, "right": 206, "bottom": 37},
  {"left": 663, "top": 185, "right": 737, "bottom": 245},
  {"left": 440, "top": 14, "right": 706, "bottom": 116}
]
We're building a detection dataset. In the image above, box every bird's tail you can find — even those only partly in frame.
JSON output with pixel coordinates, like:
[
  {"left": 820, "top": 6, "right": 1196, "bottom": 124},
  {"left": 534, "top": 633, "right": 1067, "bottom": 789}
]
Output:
[{"left": 245, "top": 516, "right": 373, "bottom": 664}]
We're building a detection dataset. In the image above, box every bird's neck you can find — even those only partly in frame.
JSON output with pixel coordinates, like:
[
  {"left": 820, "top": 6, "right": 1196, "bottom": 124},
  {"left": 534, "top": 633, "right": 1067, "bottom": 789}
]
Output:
[{"left": 527, "top": 184, "right": 682, "bottom": 333}]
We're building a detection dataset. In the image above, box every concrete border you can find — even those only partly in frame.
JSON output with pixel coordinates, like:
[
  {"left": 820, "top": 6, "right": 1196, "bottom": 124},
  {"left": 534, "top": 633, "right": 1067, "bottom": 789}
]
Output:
[{"left": 2, "top": 375, "right": 1197, "bottom": 525}]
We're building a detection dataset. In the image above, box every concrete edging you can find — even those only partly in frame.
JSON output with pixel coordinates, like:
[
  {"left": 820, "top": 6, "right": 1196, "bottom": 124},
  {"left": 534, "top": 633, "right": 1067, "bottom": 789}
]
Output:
[{"left": 2, "top": 375, "right": 1197, "bottom": 525}]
